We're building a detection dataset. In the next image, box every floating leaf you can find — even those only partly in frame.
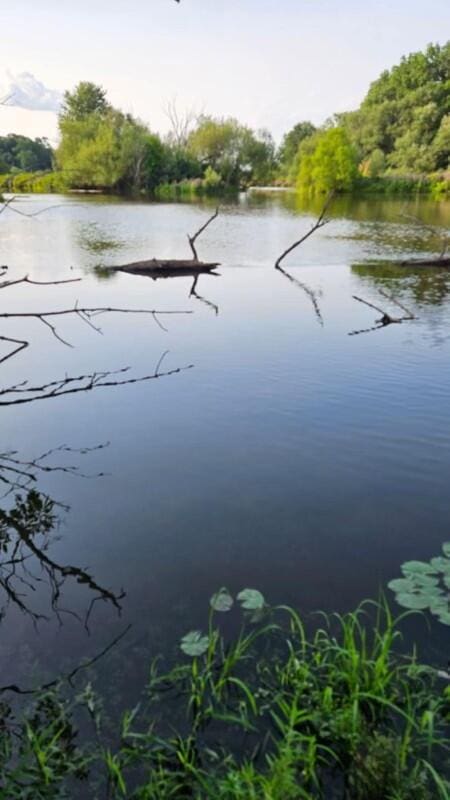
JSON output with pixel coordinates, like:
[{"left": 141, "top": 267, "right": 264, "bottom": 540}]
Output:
[
  {"left": 401, "top": 561, "right": 437, "bottom": 576},
  {"left": 388, "top": 578, "right": 416, "bottom": 593},
  {"left": 180, "top": 631, "right": 209, "bottom": 657},
  {"left": 408, "top": 574, "right": 439, "bottom": 588},
  {"left": 430, "top": 598, "right": 449, "bottom": 616},
  {"left": 395, "top": 593, "right": 430, "bottom": 610},
  {"left": 430, "top": 557, "right": 450, "bottom": 573},
  {"left": 442, "top": 543, "right": 450, "bottom": 558},
  {"left": 438, "top": 612, "right": 450, "bottom": 626},
  {"left": 237, "top": 589, "right": 265, "bottom": 611},
  {"left": 210, "top": 588, "right": 234, "bottom": 613}
]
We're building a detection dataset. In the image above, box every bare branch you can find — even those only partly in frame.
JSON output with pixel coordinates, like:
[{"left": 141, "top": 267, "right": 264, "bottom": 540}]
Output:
[
  {"left": 0, "top": 335, "right": 29, "bottom": 365},
  {"left": 350, "top": 289, "right": 415, "bottom": 336},
  {"left": 0, "top": 362, "right": 194, "bottom": 406},
  {"left": 275, "top": 192, "right": 334, "bottom": 269},
  {"left": 0, "top": 275, "right": 82, "bottom": 291},
  {"left": 187, "top": 207, "right": 219, "bottom": 261}
]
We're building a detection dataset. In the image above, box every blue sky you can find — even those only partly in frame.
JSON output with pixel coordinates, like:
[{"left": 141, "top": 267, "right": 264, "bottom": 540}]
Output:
[{"left": 0, "top": 0, "right": 447, "bottom": 143}]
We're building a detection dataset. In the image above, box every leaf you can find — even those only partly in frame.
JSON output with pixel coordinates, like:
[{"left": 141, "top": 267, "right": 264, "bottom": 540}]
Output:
[
  {"left": 430, "top": 557, "right": 450, "bottom": 573},
  {"left": 429, "top": 598, "right": 449, "bottom": 616},
  {"left": 443, "top": 543, "right": 450, "bottom": 558},
  {"left": 438, "top": 612, "right": 450, "bottom": 626},
  {"left": 237, "top": 589, "right": 265, "bottom": 611},
  {"left": 395, "top": 593, "right": 430, "bottom": 610},
  {"left": 388, "top": 578, "right": 416, "bottom": 593},
  {"left": 210, "top": 588, "right": 234, "bottom": 613},
  {"left": 180, "top": 631, "right": 210, "bottom": 657},
  {"left": 409, "top": 574, "right": 439, "bottom": 587},
  {"left": 401, "top": 561, "right": 437, "bottom": 576}
]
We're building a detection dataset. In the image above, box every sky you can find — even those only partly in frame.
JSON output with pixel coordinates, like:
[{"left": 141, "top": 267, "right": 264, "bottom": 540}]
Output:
[{"left": 0, "top": 0, "right": 448, "bottom": 145}]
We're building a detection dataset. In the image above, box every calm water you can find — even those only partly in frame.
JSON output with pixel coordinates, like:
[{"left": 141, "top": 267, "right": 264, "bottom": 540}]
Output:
[{"left": 1, "top": 191, "right": 450, "bottom": 688}]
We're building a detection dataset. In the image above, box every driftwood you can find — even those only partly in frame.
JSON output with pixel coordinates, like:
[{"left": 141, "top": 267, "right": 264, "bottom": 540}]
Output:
[
  {"left": 350, "top": 289, "right": 415, "bottom": 336},
  {"left": 393, "top": 256, "right": 450, "bottom": 268},
  {"left": 113, "top": 208, "right": 220, "bottom": 277},
  {"left": 114, "top": 258, "right": 220, "bottom": 277}
]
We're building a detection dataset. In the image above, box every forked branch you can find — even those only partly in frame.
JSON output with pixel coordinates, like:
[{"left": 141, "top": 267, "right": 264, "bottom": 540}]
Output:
[{"left": 350, "top": 289, "right": 415, "bottom": 336}]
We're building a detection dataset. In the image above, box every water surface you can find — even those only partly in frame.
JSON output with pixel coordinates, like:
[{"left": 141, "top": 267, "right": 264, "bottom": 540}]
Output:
[{"left": 1, "top": 191, "right": 450, "bottom": 686}]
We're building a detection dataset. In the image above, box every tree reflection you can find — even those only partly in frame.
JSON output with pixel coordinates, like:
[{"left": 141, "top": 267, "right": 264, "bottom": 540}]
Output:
[
  {"left": 351, "top": 262, "right": 450, "bottom": 308},
  {"left": 0, "top": 447, "right": 123, "bottom": 629}
]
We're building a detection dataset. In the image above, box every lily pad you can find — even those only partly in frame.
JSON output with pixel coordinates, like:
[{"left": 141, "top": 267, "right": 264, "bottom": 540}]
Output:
[
  {"left": 237, "top": 589, "right": 265, "bottom": 611},
  {"left": 210, "top": 588, "right": 234, "bottom": 613},
  {"left": 430, "top": 557, "right": 450, "bottom": 573},
  {"left": 388, "top": 578, "right": 416, "bottom": 593},
  {"left": 395, "top": 593, "right": 430, "bottom": 610},
  {"left": 430, "top": 598, "right": 449, "bottom": 616},
  {"left": 401, "top": 561, "right": 437, "bottom": 576},
  {"left": 408, "top": 574, "right": 439, "bottom": 587},
  {"left": 438, "top": 611, "right": 450, "bottom": 626},
  {"left": 180, "top": 631, "right": 210, "bottom": 657},
  {"left": 442, "top": 543, "right": 450, "bottom": 558}
]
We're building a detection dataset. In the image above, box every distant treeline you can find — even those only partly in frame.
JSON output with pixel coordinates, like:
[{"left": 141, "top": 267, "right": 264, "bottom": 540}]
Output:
[{"left": 1, "top": 41, "right": 449, "bottom": 197}]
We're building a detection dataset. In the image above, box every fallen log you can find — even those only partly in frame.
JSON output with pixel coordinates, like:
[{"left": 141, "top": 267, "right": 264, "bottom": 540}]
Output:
[
  {"left": 112, "top": 258, "right": 220, "bottom": 277},
  {"left": 108, "top": 208, "right": 221, "bottom": 278},
  {"left": 395, "top": 256, "right": 450, "bottom": 268}
]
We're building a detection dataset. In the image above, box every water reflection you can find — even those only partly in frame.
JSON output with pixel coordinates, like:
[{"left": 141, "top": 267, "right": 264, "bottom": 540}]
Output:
[
  {"left": 351, "top": 262, "right": 450, "bottom": 308},
  {"left": 0, "top": 446, "right": 123, "bottom": 629}
]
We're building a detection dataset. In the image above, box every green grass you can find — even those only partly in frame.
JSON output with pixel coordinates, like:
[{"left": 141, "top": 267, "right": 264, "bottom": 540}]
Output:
[{"left": 1, "top": 592, "right": 450, "bottom": 798}]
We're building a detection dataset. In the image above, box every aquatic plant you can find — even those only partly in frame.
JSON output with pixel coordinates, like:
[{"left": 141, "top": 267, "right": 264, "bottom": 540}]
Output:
[
  {"left": 389, "top": 542, "right": 450, "bottom": 625},
  {"left": 1, "top": 591, "right": 450, "bottom": 798}
]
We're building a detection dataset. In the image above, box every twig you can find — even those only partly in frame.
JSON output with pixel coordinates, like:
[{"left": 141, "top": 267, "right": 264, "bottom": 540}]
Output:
[
  {"left": 188, "top": 208, "right": 219, "bottom": 261},
  {"left": 0, "top": 362, "right": 194, "bottom": 405},
  {"left": 350, "top": 290, "right": 415, "bottom": 336},
  {"left": 0, "top": 625, "right": 132, "bottom": 695},
  {"left": 275, "top": 192, "right": 334, "bottom": 270}
]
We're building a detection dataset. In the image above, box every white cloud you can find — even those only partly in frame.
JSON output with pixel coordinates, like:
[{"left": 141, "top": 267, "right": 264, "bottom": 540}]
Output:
[{"left": 3, "top": 72, "right": 62, "bottom": 113}]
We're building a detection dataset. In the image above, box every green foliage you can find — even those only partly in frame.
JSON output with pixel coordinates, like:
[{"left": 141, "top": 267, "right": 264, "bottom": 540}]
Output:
[
  {"left": 297, "top": 127, "right": 359, "bottom": 194},
  {"left": 60, "top": 81, "right": 109, "bottom": 121},
  {"left": 340, "top": 42, "right": 450, "bottom": 174},
  {"left": 278, "top": 121, "right": 316, "bottom": 178},
  {"left": 1, "top": 593, "right": 450, "bottom": 798},
  {"left": 0, "top": 134, "right": 53, "bottom": 173},
  {"left": 187, "top": 116, "right": 276, "bottom": 187},
  {"left": 389, "top": 542, "right": 450, "bottom": 624}
]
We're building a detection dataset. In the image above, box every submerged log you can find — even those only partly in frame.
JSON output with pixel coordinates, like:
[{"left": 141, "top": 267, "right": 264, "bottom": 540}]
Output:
[
  {"left": 109, "top": 208, "right": 221, "bottom": 278},
  {"left": 396, "top": 256, "right": 450, "bottom": 268},
  {"left": 112, "top": 258, "right": 220, "bottom": 277}
]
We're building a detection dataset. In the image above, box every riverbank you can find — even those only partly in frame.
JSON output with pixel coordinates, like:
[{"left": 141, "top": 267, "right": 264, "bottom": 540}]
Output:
[{"left": 1, "top": 170, "right": 449, "bottom": 200}]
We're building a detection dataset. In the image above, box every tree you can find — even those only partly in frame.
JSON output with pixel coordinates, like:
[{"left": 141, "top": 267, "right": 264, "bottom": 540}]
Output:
[
  {"left": 187, "top": 116, "right": 276, "bottom": 187},
  {"left": 297, "top": 127, "right": 358, "bottom": 193},
  {"left": 60, "top": 81, "right": 109, "bottom": 121},
  {"left": 278, "top": 121, "right": 316, "bottom": 176},
  {"left": 0, "top": 135, "right": 53, "bottom": 173},
  {"left": 339, "top": 41, "right": 450, "bottom": 174}
]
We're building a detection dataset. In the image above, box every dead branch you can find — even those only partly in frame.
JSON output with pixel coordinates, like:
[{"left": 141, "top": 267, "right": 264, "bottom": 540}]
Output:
[
  {"left": 349, "top": 289, "right": 415, "bottom": 336},
  {"left": 187, "top": 207, "right": 220, "bottom": 261},
  {"left": 0, "top": 196, "right": 76, "bottom": 219},
  {"left": 0, "top": 623, "right": 132, "bottom": 695},
  {"left": 401, "top": 212, "right": 450, "bottom": 260},
  {"left": 0, "top": 275, "right": 81, "bottom": 291},
  {"left": 164, "top": 98, "right": 198, "bottom": 147},
  {"left": 0, "top": 361, "right": 194, "bottom": 406},
  {"left": 275, "top": 192, "right": 334, "bottom": 270},
  {"left": 0, "top": 334, "right": 29, "bottom": 365},
  {"left": 0, "top": 305, "right": 192, "bottom": 349}
]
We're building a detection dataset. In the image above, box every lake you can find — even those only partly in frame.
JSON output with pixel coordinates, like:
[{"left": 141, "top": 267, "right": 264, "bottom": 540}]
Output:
[{"left": 1, "top": 190, "right": 450, "bottom": 691}]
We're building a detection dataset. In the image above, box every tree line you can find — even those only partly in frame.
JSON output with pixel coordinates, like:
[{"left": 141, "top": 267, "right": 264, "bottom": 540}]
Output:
[{"left": 1, "top": 41, "right": 448, "bottom": 196}]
